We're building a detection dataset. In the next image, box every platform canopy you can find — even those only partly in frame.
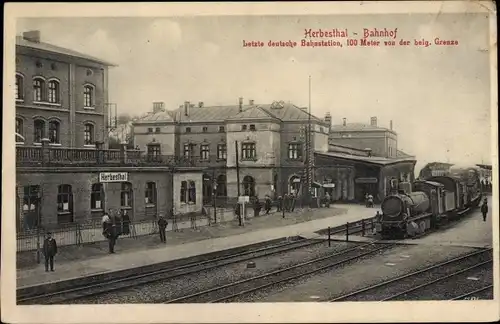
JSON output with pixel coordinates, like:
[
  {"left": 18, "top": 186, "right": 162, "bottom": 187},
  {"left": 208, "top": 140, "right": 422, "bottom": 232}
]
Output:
[{"left": 476, "top": 164, "right": 492, "bottom": 170}]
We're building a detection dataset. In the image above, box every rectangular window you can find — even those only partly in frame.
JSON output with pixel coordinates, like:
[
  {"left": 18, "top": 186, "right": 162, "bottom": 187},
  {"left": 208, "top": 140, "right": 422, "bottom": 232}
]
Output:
[
  {"left": 145, "top": 182, "right": 156, "bottom": 204},
  {"left": 23, "top": 185, "right": 40, "bottom": 229},
  {"left": 249, "top": 124, "right": 256, "bottom": 131},
  {"left": 91, "top": 183, "right": 103, "bottom": 210},
  {"left": 33, "top": 79, "right": 43, "bottom": 102},
  {"left": 218, "top": 126, "right": 225, "bottom": 133},
  {"left": 16, "top": 118, "right": 23, "bottom": 139},
  {"left": 188, "top": 181, "right": 196, "bottom": 203},
  {"left": 217, "top": 144, "right": 227, "bottom": 160},
  {"left": 148, "top": 128, "right": 153, "bottom": 133},
  {"left": 34, "top": 120, "right": 45, "bottom": 143},
  {"left": 241, "top": 142, "right": 256, "bottom": 160},
  {"left": 155, "top": 127, "right": 161, "bottom": 133},
  {"left": 180, "top": 181, "right": 187, "bottom": 203},
  {"left": 241, "top": 125, "right": 247, "bottom": 131},
  {"left": 200, "top": 144, "right": 210, "bottom": 160},
  {"left": 84, "top": 124, "right": 94, "bottom": 145},
  {"left": 288, "top": 143, "right": 302, "bottom": 160},
  {"left": 185, "top": 127, "right": 191, "bottom": 133},
  {"left": 57, "top": 185, "right": 73, "bottom": 214},
  {"left": 183, "top": 144, "right": 191, "bottom": 157},
  {"left": 202, "top": 126, "right": 208, "bottom": 133},
  {"left": 147, "top": 145, "right": 161, "bottom": 157},
  {"left": 120, "top": 183, "right": 132, "bottom": 207},
  {"left": 84, "top": 86, "right": 93, "bottom": 107}
]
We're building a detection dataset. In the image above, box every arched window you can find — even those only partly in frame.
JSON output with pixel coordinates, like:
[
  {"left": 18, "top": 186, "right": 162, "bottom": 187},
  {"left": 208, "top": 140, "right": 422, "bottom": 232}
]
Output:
[
  {"left": 33, "top": 77, "right": 45, "bottom": 102},
  {"left": 16, "top": 74, "right": 24, "bottom": 100},
  {"left": 48, "top": 120, "right": 60, "bottom": 144},
  {"left": 84, "top": 85, "right": 94, "bottom": 107},
  {"left": 188, "top": 180, "right": 196, "bottom": 203},
  {"left": 145, "top": 182, "right": 157, "bottom": 204},
  {"left": 216, "top": 174, "right": 227, "bottom": 196},
  {"left": 48, "top": 80, "right": 60, "bottom": 103},
  {"left": 84, "top": 123, "right": 94, "bottom": 145},
  {"left": 57, "top": 184, "right": 74, "bottom": 224},
  {"left": 91, "top": 183, "right": 104, "bottom": 210},
  {"left": 34, "top": 119, "right": 45, "bottom": 143},
  {"left": 120, "top": 182, "right": 133, "bottom": 207},
  {"left": 16, "top": 118, "right": 24, "bottom": 141},
  {"left": 23, "top": 185, "right": 40, "bottom": 230},
  {"left": 289, "top": 175, "right": 301, "bottom": 195},
  {"left": 243, "top": 176, "right": 255, "bottom": 197}
]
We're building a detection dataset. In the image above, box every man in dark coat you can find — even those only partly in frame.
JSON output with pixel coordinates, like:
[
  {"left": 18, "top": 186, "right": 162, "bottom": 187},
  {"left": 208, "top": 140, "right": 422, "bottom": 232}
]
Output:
[
  {"left": 103, "top": 221, "right": 118, "bottom": 253},
  {"left": 121, "top": 209, "right": 131, "bottom": 236},
  {"left": 253, "top": 197, "right": 261, "bottom": 217},
  {"left": 276, "top": 196, "right": 283, "bottom": 212},
  {"left": 481, "top": 199, "right": 488, "bottom": 222},
  {"left": 43, "top": 232, "right": 57, "bottom": 272},
  {"left": 158, "top": 214, "right": 168, "bottom": 243},
  {"left": 264, "top": 195, "right": 272, "bottom": 215},
  {"left": 283, "top": 194, "right": 290, "bottom": 212}
]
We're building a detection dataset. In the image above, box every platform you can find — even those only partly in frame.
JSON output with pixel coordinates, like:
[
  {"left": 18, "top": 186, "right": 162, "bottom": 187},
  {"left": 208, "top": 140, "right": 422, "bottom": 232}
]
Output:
[{"left": 17, "top": 204, "right": 381, "bottom": 289}]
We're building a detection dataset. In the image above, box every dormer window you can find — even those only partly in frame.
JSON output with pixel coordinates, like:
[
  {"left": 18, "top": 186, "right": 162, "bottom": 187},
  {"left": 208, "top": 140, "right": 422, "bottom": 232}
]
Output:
[{"left": 249, "top": 124, "right": 256, "bottom": 131}]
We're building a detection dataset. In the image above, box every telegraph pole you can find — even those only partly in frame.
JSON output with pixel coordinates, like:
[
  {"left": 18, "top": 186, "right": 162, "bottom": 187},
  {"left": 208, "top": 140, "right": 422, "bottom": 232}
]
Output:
[
  {"left": 235, "top": 141, "right": 243, "bottom": 226},
  {"left": 306, "top": 75, "right": 314, "bottom": 208}
]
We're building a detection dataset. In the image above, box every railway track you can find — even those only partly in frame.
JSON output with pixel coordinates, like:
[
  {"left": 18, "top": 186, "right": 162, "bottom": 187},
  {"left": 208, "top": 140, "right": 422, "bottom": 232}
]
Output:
[
  {"left": 17, "top": 218, "right": 377, "bottom": 305},
  {"left": 329, "top": 248, "right": 493, "bottom": 302},
  {"left": 165, "top": 241, "right": 395, "bottom": 303},
  {"left": 17, "top": 238, "right": 324, "bottom": 304}
]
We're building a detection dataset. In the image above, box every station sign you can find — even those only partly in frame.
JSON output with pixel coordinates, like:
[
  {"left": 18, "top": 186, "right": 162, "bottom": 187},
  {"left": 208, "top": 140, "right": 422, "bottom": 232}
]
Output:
[
  {"left": 238, "top": 196, "right": 250, "bottom": 204},
  {"left": 323, "top": 183, "right": 336, "bottom": 188},
  {"left": 99, "top": 172, "right": 128, "bottom": 183}
]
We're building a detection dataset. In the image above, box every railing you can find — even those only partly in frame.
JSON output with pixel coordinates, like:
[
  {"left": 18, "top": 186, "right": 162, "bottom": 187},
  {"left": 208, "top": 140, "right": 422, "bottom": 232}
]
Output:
[{"left": 16, "top": 145, "right": 224, "bottom": 168}]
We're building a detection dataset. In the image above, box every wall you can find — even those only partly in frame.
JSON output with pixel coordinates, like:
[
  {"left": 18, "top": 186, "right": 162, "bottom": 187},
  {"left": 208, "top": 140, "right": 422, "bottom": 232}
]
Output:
[
  {"left": 225, "top": 120, "right": 281, "bottom": 167},
  {"left": 226, "top": 167, "right": 275, "bottom": 198},
  {"left": 133, "top": 124, "right": 176, "bottom": 154},
  {"left": 15, "top": 48, "right": 109, "bottom": 148},
  {"left": 172, "top": 171, "right": 203, "bottom": 214},
  {"left": 378, "top": 161, "right": 416, "bottom": 198},
  {"left": 330, "top": 130, "right": 386, "bottom": 157},
  {"left": 177, "top": 122, "right": 227, "bottom": 159},
  {"left": 16, "top": 168, "right": 173, "bottom": 228}
]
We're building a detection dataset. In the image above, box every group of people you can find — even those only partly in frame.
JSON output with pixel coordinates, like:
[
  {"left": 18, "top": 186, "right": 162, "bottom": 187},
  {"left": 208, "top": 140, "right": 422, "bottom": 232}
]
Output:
[{"left": 101, "top": 209, "right": 132, "bottom": 253}]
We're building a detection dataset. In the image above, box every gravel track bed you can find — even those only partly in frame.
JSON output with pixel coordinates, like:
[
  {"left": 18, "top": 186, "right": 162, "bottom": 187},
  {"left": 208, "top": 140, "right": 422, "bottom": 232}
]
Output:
[
  {"left": 223, "top": 244, "right": 398, "bottom": 303},
  {"left": 66, "top": 241, "right": 358, "bottom": 304},
  {"left": 390, "top": 264, "right": 493, "bottom": 301},
  {"left": 240, "top": 245, "right": 481, "bottom": 302},
  {"left": 333, "top": 249, "right": 493, "bottom": 301}
]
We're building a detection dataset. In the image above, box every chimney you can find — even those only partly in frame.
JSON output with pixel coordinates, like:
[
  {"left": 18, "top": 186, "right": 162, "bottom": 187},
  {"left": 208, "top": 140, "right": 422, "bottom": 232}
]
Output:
[
  {"left": 23, "top": 30, "right": 41, "bottom": 43},
  {"left": 324, "top": 112, "right": 332, "bottom": 125},
  {"left": 370, "top": 116, "right": 377, "bottom": 127},
  {"left": 249, "top": 99, "right": 254, "bottom": 105},
  {"left": 238, "top": 97, "right": 243, "bottom": 112},
  {"left": 184, "top": 101, "right": 190, "bottom": 117},
  {"left": 152, "top": 102, "right": 165, "bottom": 113},
  {"left": 198, "top": 101, "right": 204, "bottom": 108},
  {"left": 342, "top": 118, "right": 347, "bottom": 126},
  {"left": 390, "top": 120, "right": 393, "bottom": 130}
]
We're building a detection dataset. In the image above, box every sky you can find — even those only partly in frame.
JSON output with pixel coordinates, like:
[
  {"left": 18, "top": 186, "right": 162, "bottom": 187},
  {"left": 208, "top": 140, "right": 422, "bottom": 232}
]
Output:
[{"left": 17, "top": 13, "right": 493, "bottom": 173}]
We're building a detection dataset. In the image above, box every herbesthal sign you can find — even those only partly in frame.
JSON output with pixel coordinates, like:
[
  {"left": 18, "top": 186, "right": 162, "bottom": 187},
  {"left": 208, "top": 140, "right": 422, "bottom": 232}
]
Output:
[{"left": 99, "top": 172, "right": 128, "bottom": 183}]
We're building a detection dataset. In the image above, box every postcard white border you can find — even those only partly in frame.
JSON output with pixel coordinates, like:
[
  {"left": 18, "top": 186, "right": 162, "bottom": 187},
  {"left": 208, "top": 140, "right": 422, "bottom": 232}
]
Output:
[{"left": 2, "top": 1, "right": 499, "bottom": 323}]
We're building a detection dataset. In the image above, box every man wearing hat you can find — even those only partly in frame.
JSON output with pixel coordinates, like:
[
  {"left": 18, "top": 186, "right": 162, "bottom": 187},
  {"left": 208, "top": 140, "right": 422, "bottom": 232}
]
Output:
[
  {"left": 158, "top": 214, "right": 168, "bottom": 243},
  {"left": 43, "top": 232, "right": 58, "bottom": 272}
]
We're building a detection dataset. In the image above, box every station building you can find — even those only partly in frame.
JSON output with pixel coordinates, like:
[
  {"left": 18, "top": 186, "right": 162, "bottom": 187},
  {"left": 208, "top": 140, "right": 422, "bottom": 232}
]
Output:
[
  {"left": 132, "top": 101, "right": 416, "bottom": 206},
  {"left": 14, "top": 31, "right": 206, "bottom": 232}
]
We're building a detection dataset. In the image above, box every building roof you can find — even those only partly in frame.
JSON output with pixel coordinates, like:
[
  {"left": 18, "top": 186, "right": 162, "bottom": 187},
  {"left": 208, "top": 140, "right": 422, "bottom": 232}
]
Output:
[
  {"left": 330, "top": 122, "right": 394, "bottom": 133},
  {"left": 225, "top": 106, "right": 280, "bottom": 121},
  {"left": 16, "top": 36, "right": 117, "bottom": 67},
  {"left": 476, "top": 164, "right": 492, "bottom": 170},
  {"left": 316, "top": 151, "right": 416, "bottom": 166},
  {"left": 422, "top": 162, "right": 455, "bottom": 170},
  {"left": 135, "top": 111, "right": 175, "bottom": 122},
  {"left": 396, "top": 149, "right": 415, "bottom": 158},
  {"left": 328, "top": 143, "right": 370, "bottom": 156},
  {"left": 134, "top": 101, "right": 327, "bottom": 125}
]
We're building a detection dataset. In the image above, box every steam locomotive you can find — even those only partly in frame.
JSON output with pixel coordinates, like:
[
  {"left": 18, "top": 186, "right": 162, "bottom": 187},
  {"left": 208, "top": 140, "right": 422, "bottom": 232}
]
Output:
[{"left": 375, "top": 166, "right": 483, "bottom": 239}]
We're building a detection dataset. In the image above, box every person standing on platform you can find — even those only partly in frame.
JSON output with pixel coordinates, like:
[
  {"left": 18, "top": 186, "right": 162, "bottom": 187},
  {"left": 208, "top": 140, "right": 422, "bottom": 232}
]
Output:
[
  {"left": 158, "top": 214, "right": 168, "bottom": 243},
  {"left": 283, "top": 194, "right": 290, "bottom": 212},
  {"left": 43, "top": 232, "right": 57, "bottom": 272},
  {"left": 102, "top": 210, "right": 111, "bottom": 232},
  {"left": 276, "top": 195, "right": 283, "bottom": 212},
  {"left": 325, "top": 191, "right": 332, "bottom": 208},
  {"left": 264, "top": 195, "right": 272, "bottom": 215},
  {"left": 481, "top": 198, "right": 488, "bottom": 222},
  {"left": 103, "top": 215, "right": 118, "bottom": 254},
  {"left": 121, "top": 209, "right": 130, "bottom": 236},
  {"left": 290, "top": 192, "right": 296, "bottom": 212}
]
